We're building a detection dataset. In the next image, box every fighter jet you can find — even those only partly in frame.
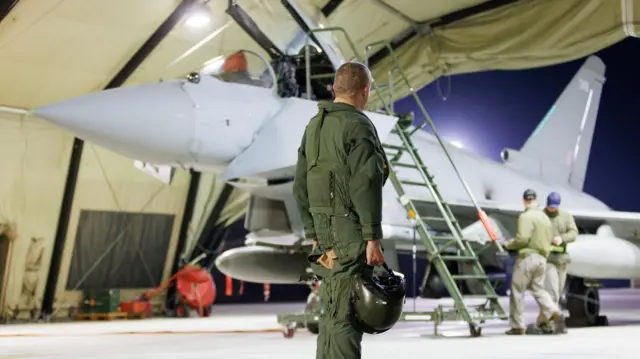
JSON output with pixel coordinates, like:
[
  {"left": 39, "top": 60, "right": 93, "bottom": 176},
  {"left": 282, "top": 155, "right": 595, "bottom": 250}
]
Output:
[
  {"left": 27, "top": 0, "right": 639, "bottom": 327},
  {"left": 32, "top": 45, "right": 633, "bottom": 327}
]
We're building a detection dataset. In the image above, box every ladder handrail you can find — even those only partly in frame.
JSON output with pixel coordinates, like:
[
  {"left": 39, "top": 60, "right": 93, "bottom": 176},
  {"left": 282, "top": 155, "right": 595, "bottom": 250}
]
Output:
[
  {"left": 365, "top": 40, "right": 502, "bottom": 248},
  {"left": 363, "top": 41, "right": 487, "bottom": 221}
]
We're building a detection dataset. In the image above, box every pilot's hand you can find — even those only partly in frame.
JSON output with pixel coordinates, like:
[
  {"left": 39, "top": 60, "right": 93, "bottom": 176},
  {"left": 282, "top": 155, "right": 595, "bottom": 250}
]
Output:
[
  {"left": 366, "top": 240, "right": 385, "bottom": 267},
  {"left": 552, "top": 236, "right": 563, "bottom": 245}
]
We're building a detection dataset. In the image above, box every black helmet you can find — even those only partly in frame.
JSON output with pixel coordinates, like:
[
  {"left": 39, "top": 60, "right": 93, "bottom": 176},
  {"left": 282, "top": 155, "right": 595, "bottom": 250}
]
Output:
[
  {"left": 349, "top": 263, "right": 406, "bottom": 334},
  {"left": 523, "top": 189, "right": 537, "bottom": 200}
]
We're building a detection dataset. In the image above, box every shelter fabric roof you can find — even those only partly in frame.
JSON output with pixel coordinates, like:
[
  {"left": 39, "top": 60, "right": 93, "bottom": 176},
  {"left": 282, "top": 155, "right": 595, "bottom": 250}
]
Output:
[{"left": 0, "top": 0, "right": 637, "bottom": 110}]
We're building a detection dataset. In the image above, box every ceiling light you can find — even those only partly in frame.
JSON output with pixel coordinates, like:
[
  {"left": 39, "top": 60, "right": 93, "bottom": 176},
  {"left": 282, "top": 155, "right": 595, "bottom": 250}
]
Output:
[{"left": 185, "top": 11, "right": 211, "bottom": 29}]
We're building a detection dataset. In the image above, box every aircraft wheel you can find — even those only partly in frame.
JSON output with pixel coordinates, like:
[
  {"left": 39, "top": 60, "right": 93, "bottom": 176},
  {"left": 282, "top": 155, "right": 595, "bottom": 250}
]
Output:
[
  {"left": 420, "top": 272, "right": 446, "bottom": 299},
  {"left": 595, "top": 315, "right": 609, "bottom": 326},
  {"left": 566, "top": 277, "right": 601, "bottom": 327},
  {"left": 307, "top": 323, "right": 320, "bottom": 335}
]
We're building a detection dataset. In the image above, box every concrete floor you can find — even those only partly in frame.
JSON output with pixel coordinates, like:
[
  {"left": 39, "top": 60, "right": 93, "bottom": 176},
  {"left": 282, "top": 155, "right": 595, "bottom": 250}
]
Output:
[{"left": 2, "top": 289, "right": 640, "bottom": 358}]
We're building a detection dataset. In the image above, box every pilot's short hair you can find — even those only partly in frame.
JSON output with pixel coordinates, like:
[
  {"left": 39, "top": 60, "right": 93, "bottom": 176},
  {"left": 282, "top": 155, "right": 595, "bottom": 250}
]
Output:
[{"left": 332, "top": 62, "right": 372, "bottom": 98}]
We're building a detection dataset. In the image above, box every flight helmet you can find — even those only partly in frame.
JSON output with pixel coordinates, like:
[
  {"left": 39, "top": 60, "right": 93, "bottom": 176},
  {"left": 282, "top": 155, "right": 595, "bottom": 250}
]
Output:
[{"left": 349, "top": 262, "right": 406, "bottom": 334}]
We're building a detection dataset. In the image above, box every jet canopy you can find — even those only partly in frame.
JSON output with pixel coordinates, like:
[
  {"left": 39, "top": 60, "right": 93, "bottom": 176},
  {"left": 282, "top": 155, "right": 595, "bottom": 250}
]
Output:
[{"left": 206, "top": 50, "right": 276, "bottom": 90}]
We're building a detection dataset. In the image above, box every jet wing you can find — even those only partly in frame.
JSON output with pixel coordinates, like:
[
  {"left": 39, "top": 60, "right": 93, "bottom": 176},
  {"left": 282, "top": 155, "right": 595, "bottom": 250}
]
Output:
[{"left": 431, "top": 199, "right": 640, "bottom": 241}]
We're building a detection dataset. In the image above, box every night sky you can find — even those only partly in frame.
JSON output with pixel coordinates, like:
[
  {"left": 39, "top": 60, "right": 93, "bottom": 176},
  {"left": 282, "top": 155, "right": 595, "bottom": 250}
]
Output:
[{"left": 394, "top": 38, "right": 640, "bottom": 212}]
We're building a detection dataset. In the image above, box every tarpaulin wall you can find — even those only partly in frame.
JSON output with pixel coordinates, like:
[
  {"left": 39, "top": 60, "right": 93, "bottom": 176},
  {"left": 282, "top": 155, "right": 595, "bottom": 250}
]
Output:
[{"left": 66, "top": 210, "right": 175, "bottom": 290}]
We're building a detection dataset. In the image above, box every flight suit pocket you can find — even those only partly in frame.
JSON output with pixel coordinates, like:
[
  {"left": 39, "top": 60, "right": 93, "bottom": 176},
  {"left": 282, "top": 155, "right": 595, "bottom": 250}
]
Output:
[
  {"left": 308, "top": 246, "right": 331, "bottom": 279},
  {"left": 331, "top": 216, "right": 366, "bottom": 267},
  {"left": 307, "top": 169, "right": 334, "bottom": 209}
]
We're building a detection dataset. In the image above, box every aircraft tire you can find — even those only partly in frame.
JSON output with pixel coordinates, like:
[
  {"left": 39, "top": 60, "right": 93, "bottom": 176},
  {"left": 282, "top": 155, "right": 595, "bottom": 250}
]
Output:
[{"left": 565, "top": 277, "right": 602, "bottom": 327}]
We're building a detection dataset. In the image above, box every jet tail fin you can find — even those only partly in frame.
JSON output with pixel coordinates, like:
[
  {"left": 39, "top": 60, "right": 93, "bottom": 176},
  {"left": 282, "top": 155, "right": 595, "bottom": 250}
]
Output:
[{"left": 501, "top": 56, "right": 606, "bottom": 191}]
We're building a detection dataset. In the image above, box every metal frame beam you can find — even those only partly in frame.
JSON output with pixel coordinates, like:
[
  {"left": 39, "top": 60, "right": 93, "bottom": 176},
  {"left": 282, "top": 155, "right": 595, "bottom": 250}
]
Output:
[
  {"left": 164, "top": 170, "right": 201, "bottom": 311},
  {"left": 280, "top": 0, "right": 329, "bottom": 60},
  {"left": 40, "top": 0, "right": 200, "bottom": 319},
  {"left": 0, "top": 0, "right": 19, "bottom": 23},
  {"left": 280, "top": 0, "right": 345, "bottom": 70},
  {"left": 226, "top": 0, "right": 284, "bottom": 58},
  {"left": 189, "top": 183, "right": 236, "bottom": 268},
  {"left": 321, "top": 0, "right": 344, "bottom": 17}
]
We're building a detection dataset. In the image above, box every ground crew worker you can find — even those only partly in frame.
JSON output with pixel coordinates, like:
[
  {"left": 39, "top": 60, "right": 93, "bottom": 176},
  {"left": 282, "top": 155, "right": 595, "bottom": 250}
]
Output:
[
  {"left": 543, "top": 191, "right": 578, "bottom": 305},
  {"left": 504, "top": 189, "right": 567, "bottom": 335},
  {"left": 293, "top": 61, "right": 388, "bottom": 359}
]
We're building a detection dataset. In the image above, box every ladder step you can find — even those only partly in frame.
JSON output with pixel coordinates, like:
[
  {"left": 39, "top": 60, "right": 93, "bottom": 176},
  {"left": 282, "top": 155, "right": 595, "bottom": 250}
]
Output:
[
  {"left": 391, "top": 128, "right": 407, "bottom": 135},
  {"left": 399, "top": 179, "right": 426, "bottom": 187},
  {"left": 382, "top": 144, "right": 406, "bottom": 151},
  {"left": 452, "top": 274, "right": 488, "bottom": 280},
  {"left": 392, "top": 162, "right": 420, "bottom": 169},
  {"left": 400, "top": 175, "right": 435, "bottom": 184},
  {"left": 310, "top": 73, "right": 335, "bottom": 79},
  {"left": 420, "top": 216, "right": 449, "bottom": 222},
  {"left": 431, "top": 236, "right": 457, "bottom": 241},
  {"left": 408, "top": 197, "right": 442, "bottom": 205},
  {"left": 461, "top": 294, "right": 499, "bottom": 300},
  {"left": 440, "top": 255, "right": 476, "bottom": 261}
]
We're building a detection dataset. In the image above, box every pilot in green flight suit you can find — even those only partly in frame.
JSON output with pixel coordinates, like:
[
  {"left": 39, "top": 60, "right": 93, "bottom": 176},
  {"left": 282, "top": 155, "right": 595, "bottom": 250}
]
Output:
[
  {"left": 293, "top": 62, "right": 389, "bottom": 359},
  {"left": 504, "top": 189, "right": 566, "bottom": 335},
  {"left": 543, "top": 192, "right": 578, "bottom": 305}
]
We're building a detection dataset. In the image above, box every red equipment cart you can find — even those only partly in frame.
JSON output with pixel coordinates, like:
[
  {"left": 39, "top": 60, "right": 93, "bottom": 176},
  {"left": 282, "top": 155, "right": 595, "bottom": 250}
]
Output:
[{"left": 120, "top": 254, "right": 216, "bottom": 318}]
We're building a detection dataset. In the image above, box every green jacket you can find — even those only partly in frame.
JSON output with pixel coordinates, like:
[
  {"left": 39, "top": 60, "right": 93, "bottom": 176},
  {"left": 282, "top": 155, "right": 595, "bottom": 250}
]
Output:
[
  {"left": 292, "top": 102, "right": 390, "bottom": 241},
  {"left": 505, "top": 205, "right": 554, "bottom": 258},
  {"left": 544, "top": 208, "right": 578, "bottom": 253}
]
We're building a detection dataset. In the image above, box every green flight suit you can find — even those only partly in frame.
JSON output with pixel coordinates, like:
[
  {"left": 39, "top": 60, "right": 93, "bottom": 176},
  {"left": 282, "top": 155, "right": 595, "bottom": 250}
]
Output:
[
  {"left": 544, "top": 208, "right": 578, "bottom": 305},
  {"left": 505, "top": 206, "right": 561, "bottom": 330},
  {"left": 293, "top": 102, "right": 389, "bottom": 359}
]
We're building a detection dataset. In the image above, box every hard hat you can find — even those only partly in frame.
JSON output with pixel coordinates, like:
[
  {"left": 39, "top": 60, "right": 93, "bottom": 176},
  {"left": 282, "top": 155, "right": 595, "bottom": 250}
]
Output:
[
  {"left": 349, "top": 263, "right": 406, "bottom": 334},
  {"left": 522, "top": 189, "right": 537, "bottom": 200},
  {"left": 223, "top": 52, "right": 248, "bottom": 73},
  {"left": 546, "top": 192, "right": 562, "bottom": 208}
]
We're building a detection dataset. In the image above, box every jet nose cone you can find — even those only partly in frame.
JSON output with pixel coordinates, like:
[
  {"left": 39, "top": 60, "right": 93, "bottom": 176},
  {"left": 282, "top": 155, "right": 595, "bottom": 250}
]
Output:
[{"left": 35, "top": 81, "right": 196, "bottom": 164}]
